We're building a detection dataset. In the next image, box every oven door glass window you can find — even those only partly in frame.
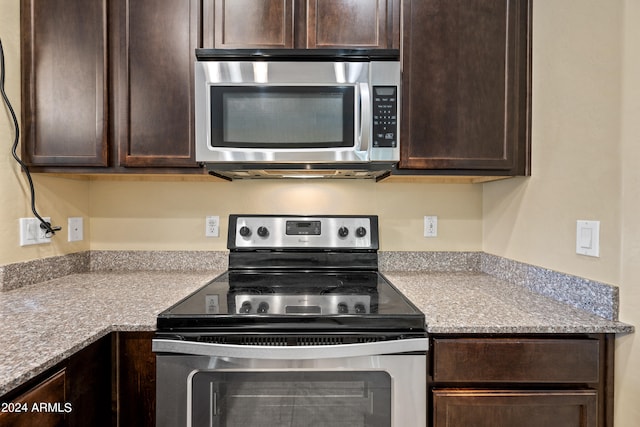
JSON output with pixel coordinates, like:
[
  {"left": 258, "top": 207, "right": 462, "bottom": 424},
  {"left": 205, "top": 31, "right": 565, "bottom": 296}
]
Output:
[
  {"left": 210, "top": 86, "right": 355, "bottom": 148},
  {"left": 190, "top": 370, "right": 391, "bottom": 427}
]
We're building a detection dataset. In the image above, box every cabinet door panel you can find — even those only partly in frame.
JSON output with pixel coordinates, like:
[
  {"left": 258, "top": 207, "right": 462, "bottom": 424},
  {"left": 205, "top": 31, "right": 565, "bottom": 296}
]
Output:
[
  {"left": 116, "top": 332, "right": 156, "bottom": 427},
  {"left": 211, "top": 0, "right": 294, "bottom": 48},
  {"left": 307, "top": 0, "right": 399, "bottom": 48},
  {"left": 21, "top": 0, "right": 108, "bottom": 167},
  {"left": 433, "top": 390, "right": 597, "bottom": 427},
  {"left": 114, "top": 0, "right": 200, "bottom": 167},
  {"left": 400, "top": 0, "right": 530, "bottom": 173},
  {"left": 0, "top": 370, "right": 66, "bottom": 427}
]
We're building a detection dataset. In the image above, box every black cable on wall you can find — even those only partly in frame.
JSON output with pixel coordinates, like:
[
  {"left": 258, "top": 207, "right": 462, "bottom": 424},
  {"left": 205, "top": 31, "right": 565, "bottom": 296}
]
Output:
[{"left": 0, "top": 38, "right": 61, "bottom": 237}]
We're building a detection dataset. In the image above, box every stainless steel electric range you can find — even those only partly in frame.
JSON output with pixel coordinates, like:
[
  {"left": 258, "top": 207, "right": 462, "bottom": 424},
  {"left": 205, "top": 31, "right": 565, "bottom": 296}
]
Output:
[{"left": 153, "top": 215, "right": 428, "bottom": 427}]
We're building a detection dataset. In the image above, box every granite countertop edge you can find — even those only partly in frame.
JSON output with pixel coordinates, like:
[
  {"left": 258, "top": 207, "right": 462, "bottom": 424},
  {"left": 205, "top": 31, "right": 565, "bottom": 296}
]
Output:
[{"left": 0, "top": 269, "right": 633, "bottom": 397}]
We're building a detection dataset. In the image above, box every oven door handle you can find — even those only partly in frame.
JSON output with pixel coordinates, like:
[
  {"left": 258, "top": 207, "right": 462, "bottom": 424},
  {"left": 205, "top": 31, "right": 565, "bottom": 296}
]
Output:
[{"left": 152, "top": 338, "right": 428, "bottom": 359}]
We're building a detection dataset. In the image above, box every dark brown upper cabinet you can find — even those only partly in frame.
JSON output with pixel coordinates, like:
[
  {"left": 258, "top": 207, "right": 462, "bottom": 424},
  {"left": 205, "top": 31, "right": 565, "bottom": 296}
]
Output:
[
  {"left": 306, "top": 0, "right": 400, "bottom": 49},
  {"left": 111, "top": 0, "right": 200, "bottom": 168},
  {"left": 204, "top": 0, "right": 400, "bottom": 49},
  {"left": 21, "top": 0, "right": 109, "bottom": 167},
  {"left": 205, "top": 0, "right": 295, "bottom": 48},
  {"left": 21, "top": 0, "right": 202, "bottom": 172},
  {"left": 399, "top": 0, "right": 531, "bottom": 176}
]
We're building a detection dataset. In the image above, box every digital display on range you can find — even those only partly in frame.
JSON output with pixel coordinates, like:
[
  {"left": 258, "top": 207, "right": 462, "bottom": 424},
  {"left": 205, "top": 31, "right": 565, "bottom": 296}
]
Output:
[{"left": 286, "top": 221, "right": 321, "bottom": 235}]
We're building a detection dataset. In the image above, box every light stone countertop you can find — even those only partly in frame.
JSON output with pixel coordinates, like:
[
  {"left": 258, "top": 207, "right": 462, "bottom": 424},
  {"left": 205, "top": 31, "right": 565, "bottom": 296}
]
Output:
[
  {"left": 0, "top": 271, "right": 222, "bottom": 396},
  {"left": 385, "top": 271, "right": 633, "bottom": 334},
  {"left": 0, "top": 270, "right": 633, "bottom": 396}
]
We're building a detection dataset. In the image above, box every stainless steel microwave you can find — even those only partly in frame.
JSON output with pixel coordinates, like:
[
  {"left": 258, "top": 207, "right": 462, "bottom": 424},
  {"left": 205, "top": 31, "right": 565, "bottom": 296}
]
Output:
[{"left": 194, "top": 49, "right": 400, "bottom": 180}]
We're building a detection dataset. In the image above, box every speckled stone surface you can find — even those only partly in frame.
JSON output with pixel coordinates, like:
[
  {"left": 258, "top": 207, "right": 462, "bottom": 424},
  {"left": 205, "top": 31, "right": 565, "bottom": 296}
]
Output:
[
  {"left": 0, "top": 252, "right": 89, "bottom": 291},
  {"left": 378, "top": 251, "right": 481, "bottom": 272},
  {"left": 90, "top": 250, "right": 228, "bottom": 272},
  {"left": 0, "top": 270, "right": 222, "bottom": 396},
  {"left": 481, "top": 253, "right": 619, "bottom": 320},
  {"left": 384, "top": 271, "right": 633, "bottom": 335}
]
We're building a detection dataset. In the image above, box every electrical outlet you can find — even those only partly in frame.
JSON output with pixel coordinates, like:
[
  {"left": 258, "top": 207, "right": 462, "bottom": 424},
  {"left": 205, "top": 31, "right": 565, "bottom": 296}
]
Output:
[
  {"left": 19, "top": 217, "right": 52, "bottom": 246},
  {"left": 205, "top": 215, "right": 220, "bottom": 237},
  {"left": 68, "top": 217, "right": 84, "bottom": 242},
  {"left": 423, "top": 215, "right": 438, "bottom": 237}
]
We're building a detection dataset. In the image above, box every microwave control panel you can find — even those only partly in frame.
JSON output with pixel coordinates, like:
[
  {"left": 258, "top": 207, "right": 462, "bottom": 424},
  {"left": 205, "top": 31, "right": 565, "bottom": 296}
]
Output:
[{"left": 372, "top": 86, "right": 398, "bottom": 148}]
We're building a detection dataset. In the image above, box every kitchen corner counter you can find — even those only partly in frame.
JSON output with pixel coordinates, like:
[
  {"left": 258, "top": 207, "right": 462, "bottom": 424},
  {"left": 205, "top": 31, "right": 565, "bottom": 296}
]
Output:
[
  {"left": 384, "top": 271, "right": 634, "bottom": 335},
  {"left": 0, "top": 271, "right": 223, "bottom": 396},
  {"left": 0, "top": 269, "right": 633, "bottom": 397}
]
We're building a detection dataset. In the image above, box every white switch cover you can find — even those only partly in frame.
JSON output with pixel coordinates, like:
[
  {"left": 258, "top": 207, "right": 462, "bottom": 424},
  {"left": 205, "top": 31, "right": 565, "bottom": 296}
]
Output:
[
  {"left": 206, "top": 216, "right": 220, "bottom": 237},
  {"left": 68, "top": 217, "right": 84, "bottom": 242},
  {"left": 424, "top": 216, "right": 438, "bottom": 237},
  {"left": 576, "top": 220, "right": 600, "bottom": 257}
]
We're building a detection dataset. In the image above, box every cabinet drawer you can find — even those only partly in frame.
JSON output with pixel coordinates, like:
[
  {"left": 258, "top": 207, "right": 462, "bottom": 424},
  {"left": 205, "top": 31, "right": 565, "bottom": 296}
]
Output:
[
  {"left": 432, "top": 338, "right": 600, "bottom": 383},
  {"left": 433, "top": 389, "right": 598, "bottom": 427}
]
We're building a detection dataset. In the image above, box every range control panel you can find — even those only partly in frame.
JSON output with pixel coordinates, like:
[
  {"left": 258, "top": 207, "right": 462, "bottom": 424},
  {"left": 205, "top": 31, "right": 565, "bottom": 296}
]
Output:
[{"left": 228, "top": 215, "right": 378, "bottom": 250}]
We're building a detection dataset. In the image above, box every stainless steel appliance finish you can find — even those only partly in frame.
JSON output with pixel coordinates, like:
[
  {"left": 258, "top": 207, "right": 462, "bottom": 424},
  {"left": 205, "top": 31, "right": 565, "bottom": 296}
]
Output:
[
  {"left": 194, "top": 49, "right": 401, "bottom": 180},
  {"left": 155, "top": 344, "right": 426, "bottom": 427},
  {"left": 154, "top": 215, "right": 428, "bottom": 427}
]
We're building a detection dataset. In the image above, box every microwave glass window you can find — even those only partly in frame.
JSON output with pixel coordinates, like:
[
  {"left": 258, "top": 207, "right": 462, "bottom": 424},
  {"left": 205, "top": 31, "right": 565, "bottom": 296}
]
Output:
[{"left": 211, "top": 86, "right": 355, "bottom": 148}]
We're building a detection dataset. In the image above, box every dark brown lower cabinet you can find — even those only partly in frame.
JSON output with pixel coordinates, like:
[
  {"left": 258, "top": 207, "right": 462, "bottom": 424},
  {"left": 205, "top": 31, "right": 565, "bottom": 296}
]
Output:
[
  {"left": 0, "top": 370, "right": 66, "bottom": 427},
  {"left": 0, "top": 332, "right": 156, "bottom": 427},
  {"left": 0, "top": 335, "right": 111, "bottom": 427},
  {"left": 113, "top": 331, "right": 156, "bottom": 427},
  {"left": 430, "top": 335, "right": 614, "bottom": 427},
  {"left": 433, "top": 389, "right": 597, "bottom": 427}
]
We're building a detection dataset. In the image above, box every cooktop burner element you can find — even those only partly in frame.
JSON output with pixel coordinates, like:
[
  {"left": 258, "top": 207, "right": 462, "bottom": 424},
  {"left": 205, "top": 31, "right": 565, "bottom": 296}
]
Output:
[{"left": 157, "top": 215, "right": 425, "bottom": 333}]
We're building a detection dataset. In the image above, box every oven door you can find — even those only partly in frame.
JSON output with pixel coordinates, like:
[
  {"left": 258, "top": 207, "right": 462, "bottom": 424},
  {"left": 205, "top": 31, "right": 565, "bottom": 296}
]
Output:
[{"left": 154, "top": 339, "right": 427, "bottom": 427}]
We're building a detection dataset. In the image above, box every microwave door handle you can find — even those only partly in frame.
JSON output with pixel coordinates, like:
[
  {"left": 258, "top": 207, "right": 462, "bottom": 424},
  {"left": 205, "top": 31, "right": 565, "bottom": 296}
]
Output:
[
  {"left": 153, "top": 338, "right": 428, "bottom": 360},
  {"left": 359, "top": 83, "right": 371, "bottom": 152}
]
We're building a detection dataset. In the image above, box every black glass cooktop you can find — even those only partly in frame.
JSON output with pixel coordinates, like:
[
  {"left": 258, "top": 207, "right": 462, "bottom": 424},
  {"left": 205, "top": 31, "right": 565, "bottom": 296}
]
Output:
[{"left": 157, "top": 271, "right": 425, "bottom": 332}]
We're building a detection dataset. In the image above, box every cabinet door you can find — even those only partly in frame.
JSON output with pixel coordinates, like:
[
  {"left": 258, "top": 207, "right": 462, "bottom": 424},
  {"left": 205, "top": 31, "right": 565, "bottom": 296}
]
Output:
[
  {"left": 206, "top": 0, "right": 294, "bottom": 48},
  {"left": 400, "top": 0, "right": 531, "bottom": 174},
  {"left": 115, "top": 332, "right": 156, "bottom": 427},
  {"left": 306, "top": 0, "right": 400, "bottom": 48},
  {"left": 21, "top": 0, "right": 108, "bottom": 167},
  {"left": 112, "top": 0, "right": 200, "bottom": 168},
  {"left": 433, "top": 390, "right": 597, "bottom": 427},
  {"left": 0, "top": 370, "right": 66, "bottom": 427}
]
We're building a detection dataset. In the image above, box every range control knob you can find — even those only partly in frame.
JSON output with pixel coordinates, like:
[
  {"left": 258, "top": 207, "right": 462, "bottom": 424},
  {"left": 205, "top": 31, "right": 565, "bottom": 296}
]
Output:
[
  {"left": 257, "top": 302, "right": 269, "bottom": 314},
  {"left": 355, "top": 226, "right": 367, "bottom": 238},
  {"left": 354, "top": 303, "right": 366, "bottom": 314},
  {"left": 337, "top": 302, "right": 349, "bottom": 314},
  {"left": 338, "top": 226, "right": 349, "bottom": 238},
  {"left": 239, "top": 226, "right": 251, "bottom": 237},
  {"left": 257, "top": 226, "right": 269, "bottom": 238},
  {"left": 239, "top": 301, "right": 252, "bottom": 314}
]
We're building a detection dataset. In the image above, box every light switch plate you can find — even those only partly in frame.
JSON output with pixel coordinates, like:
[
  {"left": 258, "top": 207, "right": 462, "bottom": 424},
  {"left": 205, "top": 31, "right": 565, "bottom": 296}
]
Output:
[{"left": 576, "top": 220, "right": 600, "bottom": 257}]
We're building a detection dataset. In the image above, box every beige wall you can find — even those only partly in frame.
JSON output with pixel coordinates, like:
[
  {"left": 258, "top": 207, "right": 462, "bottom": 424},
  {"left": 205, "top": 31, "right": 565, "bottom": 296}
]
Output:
[
  {"left": 614, "top": 0, "right": 640, "bottom": 424},
  {"left": 483, "top": 0, "right": 639, "bottom": 424},
  {"left": 88, "top": 179, "right": 482, "bottom": 252}
]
